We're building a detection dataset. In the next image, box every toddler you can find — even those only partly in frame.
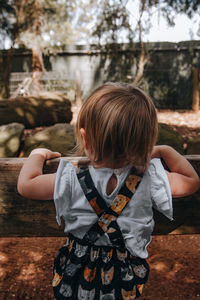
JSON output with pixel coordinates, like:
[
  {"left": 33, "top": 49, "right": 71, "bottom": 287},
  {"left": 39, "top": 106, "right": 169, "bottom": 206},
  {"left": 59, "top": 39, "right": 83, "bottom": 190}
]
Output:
[{"left": 18, "top": 82, "right": 199, "bottom": 300}]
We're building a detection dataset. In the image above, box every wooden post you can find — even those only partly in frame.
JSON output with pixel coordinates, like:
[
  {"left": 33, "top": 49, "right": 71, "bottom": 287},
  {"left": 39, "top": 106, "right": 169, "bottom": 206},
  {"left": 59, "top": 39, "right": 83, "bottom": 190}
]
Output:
[
  {"left": 75, "top": 69, "right": 82, "bottom": 107},
  {"left": 0, "top": 156, "right": 199, "bottom": 237},
  {"left": 192, "top": 67, "right": 199, "bottom": 112}
]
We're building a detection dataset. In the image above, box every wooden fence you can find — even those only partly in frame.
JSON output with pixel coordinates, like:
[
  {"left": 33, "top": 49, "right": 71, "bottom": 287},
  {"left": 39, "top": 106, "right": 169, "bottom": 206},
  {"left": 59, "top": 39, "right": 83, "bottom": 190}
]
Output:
[
  {"left": 9, "top": 72, "right": 75, "bottom": 97},
  {"left": 0, "top": 156, "right": 199, "bottom": 237}
]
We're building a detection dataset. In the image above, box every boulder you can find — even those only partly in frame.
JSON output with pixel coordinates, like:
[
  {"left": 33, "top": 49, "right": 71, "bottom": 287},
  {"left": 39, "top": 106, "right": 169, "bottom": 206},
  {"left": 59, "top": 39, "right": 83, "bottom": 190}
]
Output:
[
  {"left": 186, "top": 137, "right": 200, "bottom": 154},
  {"left": 157, "top": 123, "right": 184, "bottom": 154},
  {"left": 0, "top": 92, "right": 72, "bottom": 128},
  {"left": 22, "top": 123, "right": 76, "bottom": 157},
  {"left": 0, "top": 123, "right": 24, "bottom": 157}
]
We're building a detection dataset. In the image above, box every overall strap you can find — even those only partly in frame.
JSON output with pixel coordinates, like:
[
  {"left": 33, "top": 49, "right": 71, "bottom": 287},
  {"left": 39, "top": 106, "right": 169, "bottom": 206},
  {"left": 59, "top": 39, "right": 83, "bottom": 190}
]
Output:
[{"left": 77, "top": 166, "right": 143, "bottom": 246}]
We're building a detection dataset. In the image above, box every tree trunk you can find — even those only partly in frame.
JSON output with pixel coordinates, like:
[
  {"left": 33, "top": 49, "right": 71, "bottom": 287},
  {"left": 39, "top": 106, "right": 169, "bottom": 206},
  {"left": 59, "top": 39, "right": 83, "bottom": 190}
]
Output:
[
  {"left": 32, "top": 46, "right": 44, "bottom": 94},
  {"left": 75, "top": 69, "right": 82, "bottom": 107},
  {"left": 192, "top": 67, "right": 199, "bottom": 112},
  {"left": 32, "top": 0, "right": 44, "bottom": 94},
  {"left": 3, "top": 0, "right": 26, "bottom": 98},
  {"left": 133, "top": 41, "right": 147, "bottom": 86},
  {"left": 3, "top": 47, "right": 15, "bottom": 98},
  {"left": 132, "top": 3, "right": 147, "bottom": 87}
]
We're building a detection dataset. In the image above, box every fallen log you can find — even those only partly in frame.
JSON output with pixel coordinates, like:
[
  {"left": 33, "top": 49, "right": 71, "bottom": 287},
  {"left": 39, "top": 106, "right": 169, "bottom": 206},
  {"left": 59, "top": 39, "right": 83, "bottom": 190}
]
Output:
[
  {"left": 0, "top": 156, "right": 199, "bottom": 237},
  {"left": 0, "top": 94, "right": 72, "bottom": 128}
]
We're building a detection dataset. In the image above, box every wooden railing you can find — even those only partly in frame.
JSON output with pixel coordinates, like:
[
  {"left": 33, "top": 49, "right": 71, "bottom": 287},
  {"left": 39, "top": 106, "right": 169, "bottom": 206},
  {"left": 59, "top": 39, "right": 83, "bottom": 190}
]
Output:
[{"left": 0, "top": 156, "right": 199, "bottom": 237}]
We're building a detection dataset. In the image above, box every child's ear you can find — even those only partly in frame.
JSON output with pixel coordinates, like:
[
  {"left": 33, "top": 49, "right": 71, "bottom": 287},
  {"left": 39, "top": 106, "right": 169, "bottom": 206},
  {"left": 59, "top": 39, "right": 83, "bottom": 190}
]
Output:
[{"left": 80, "top": 128, "right": 89, "bottom": 150}]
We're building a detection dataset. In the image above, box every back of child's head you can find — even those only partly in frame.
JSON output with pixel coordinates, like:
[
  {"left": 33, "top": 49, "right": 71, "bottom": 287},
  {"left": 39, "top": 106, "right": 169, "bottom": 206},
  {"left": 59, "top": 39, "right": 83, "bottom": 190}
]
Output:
[{"left": 75, "top": 82, "right": 158, "bottom": 169}]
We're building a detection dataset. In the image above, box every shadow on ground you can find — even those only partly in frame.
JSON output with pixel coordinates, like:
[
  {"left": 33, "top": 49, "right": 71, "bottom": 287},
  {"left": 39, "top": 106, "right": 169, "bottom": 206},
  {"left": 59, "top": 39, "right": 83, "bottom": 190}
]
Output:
[{"left": 0, "top": 235, "right": 200, "bottom": 299}]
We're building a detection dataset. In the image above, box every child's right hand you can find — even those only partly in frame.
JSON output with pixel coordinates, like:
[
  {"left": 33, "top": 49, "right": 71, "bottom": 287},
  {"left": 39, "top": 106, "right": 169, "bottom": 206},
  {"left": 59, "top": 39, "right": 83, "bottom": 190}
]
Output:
[
  {"left": 151, "top": 145, "right": 162, "bottom": 159},
  {"left": 30, "top": 148, "right": 61, "bottom": 160}
]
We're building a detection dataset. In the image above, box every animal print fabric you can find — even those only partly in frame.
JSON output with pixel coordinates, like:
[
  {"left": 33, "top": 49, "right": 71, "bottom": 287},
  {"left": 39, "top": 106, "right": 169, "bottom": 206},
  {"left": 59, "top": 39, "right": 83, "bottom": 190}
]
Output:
[
  {"left": 77, "top": 166, "right": 142, "bottom": 247},
  {"left": 53, "top": 167, "right": 149, "bottom": 299},
  {"left": 53, "top": 234, "right": 149, "bottom": 299}
]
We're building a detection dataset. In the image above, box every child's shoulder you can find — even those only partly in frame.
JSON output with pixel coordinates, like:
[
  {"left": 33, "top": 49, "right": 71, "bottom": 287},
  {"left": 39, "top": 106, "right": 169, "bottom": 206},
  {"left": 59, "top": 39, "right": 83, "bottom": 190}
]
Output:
[
  {"left": 58, "top": 158, "right": 74, "bottom": 170},
  {"left": 57, "top": 158, "right": 91, "bottom": 180},
  {"left": 147, "top": 159, "right": 173, "bottom": 219},
  {"left": 54, "top": 159, "right": 80, "bottom": 198},
  {"left": 147, "top": 158, "right": 169, "bottom": 185},
  {"left": 148, "top": 158, "right": 164, "bottom": 173},
  {"left": 56, "top": 159, "right": 76, "bottom": 181}
]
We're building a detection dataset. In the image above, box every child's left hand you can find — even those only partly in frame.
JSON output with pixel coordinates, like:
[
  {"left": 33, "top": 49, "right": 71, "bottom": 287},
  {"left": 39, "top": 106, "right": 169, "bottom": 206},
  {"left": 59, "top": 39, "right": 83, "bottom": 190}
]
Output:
[
  {"left": 30, "top": 148, "right": 61, "bottom": 160},
  {"left": 17, "top": 148, "right": 61, "bottom": 200}
]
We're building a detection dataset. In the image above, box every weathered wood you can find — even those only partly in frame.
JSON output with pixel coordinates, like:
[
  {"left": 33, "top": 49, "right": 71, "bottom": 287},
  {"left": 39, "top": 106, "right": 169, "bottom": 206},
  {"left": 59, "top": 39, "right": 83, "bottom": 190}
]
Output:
[
  {"left": 185, "top": 155, "right": 200, "bottom": 177},
  {"left": 0, "top": 156, "right": 199, "bottom": 237}
]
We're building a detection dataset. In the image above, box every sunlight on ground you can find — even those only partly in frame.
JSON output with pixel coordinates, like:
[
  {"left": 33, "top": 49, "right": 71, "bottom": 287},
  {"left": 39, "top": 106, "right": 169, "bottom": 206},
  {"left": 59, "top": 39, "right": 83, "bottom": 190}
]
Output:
[
  {"left": 17, "top": 263, "right": 40, "bottom": 282},
  {"left": 165, "top": 262, "right": 185, "bottom": 279},
  {"left": 157, "top": 110, "right": 200, "bottom": 129},
  {"left": 0, "top": 251, "right": 8, "bottom": 263},
  {"left": 0, "top": 266, "right": 6, "bottom": 278},
  {"left": 184, "top": 276, "right": 199, "bottom": 284},
  {"left": 28, "top": 250, "right": 43, "bottom": 262},
  {"left": 150, "top": 261, "right": 168, "bottom": 272},
  {"left": 0, "top": 236, "right": 199, "bottom": 299}
]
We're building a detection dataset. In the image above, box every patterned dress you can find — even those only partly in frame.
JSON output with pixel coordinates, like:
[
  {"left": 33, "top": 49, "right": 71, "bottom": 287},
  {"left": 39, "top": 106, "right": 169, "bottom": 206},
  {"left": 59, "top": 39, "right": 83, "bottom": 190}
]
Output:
[{"left": 53, "top": 166, "right": 149, "bottom": 299}]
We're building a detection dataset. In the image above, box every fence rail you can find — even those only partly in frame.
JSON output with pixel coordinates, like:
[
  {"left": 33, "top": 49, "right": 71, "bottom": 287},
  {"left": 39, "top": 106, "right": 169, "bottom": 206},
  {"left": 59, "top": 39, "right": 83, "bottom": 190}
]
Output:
[
  {"left": 9, "top": 72, "right": 75, "bottom": 96},
  {"left": 0, "top": 156, "right": 199, "bottom": 237}
]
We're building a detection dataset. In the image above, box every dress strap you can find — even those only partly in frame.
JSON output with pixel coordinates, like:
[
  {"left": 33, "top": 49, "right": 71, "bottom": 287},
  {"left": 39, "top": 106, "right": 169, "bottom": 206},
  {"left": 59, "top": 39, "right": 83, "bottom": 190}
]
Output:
[{"left": 77, "top": 166, "right": 143, "bottom": 246}]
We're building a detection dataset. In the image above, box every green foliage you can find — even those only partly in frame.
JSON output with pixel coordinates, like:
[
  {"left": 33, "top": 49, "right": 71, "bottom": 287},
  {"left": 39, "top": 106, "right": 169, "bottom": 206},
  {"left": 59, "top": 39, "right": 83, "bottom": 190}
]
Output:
[
  {"left": 15, "top": 0, "right": 90, "bottom": 54},
  {"left": 151, "top": 0, "right": 200, "bottom": 28},
  {"left": 162, "top": 0, "right": 200, "bottom": 18},
  {"left": 0, "top": 0, "right": 91, "bottom": 52},
  {"left": 2, "top": 0, "right": 200, "bottom": 50},
  {"left": 1, "top": 0, "right": 200, "bottom": 104},
  {"left": 91, "top": 0, "right": 133, "bottom": 44},
  {"left": 0, "top": 0, "right": 15, "bottom": 47}
]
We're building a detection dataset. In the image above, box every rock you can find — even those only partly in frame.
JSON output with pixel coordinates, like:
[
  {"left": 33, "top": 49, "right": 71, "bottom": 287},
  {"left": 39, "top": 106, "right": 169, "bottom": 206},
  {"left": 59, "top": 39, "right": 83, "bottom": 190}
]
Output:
[
  {"left": 186, "top": 137, "right": 200, "bottom": 154},
  {"left": 0, "top": 123, "right": 25, "bottom": 157},
  {"left": 157, "top": 123, "right": 184, "bottom": 154},
  {"left": 0, "top": 92, "right": 72, "bottom": 128},
  {"left": 22, "top": 123, "right": 76, "bottom": 157}
]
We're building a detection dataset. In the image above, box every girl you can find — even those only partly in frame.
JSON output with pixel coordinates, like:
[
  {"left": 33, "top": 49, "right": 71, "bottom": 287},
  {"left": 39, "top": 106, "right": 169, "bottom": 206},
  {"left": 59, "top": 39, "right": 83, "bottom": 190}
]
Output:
[{"left": 17, "top": 82, "right": 199, "bottom": 300}]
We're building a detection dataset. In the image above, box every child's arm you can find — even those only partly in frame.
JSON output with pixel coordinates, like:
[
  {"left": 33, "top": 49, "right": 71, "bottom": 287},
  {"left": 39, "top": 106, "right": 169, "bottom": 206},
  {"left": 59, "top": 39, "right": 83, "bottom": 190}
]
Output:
[
  {"left": 152, "top": 145, "right": 200, "bottom": 198},
  {"left": 17, "top": 148, "right": 61, "bottom": 200}
]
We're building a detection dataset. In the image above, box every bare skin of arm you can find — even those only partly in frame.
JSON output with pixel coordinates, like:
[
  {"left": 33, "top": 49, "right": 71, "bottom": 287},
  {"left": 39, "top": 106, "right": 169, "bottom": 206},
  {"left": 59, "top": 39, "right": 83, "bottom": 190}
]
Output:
[
  {"left": 17, "top": 148, "right": 61, "bottom": 200},
  {"left": 18, "top": 145, "right": 199, "bottom": 200},
  {"left": 152, "top": 145, "right": 200, "bottom": 198}
]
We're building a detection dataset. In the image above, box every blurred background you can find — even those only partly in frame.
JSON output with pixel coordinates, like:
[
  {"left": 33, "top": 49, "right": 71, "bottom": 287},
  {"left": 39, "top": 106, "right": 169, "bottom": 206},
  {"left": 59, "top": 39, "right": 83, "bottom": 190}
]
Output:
[
  {"left": 0, "top": 3, "right": 200, "bottom": 300},
  {"left": 0, "top": 0, "right": 200, "bottom": 158},
  {"left": 1, "top": 0, "right": 200, "bottom": 110}
]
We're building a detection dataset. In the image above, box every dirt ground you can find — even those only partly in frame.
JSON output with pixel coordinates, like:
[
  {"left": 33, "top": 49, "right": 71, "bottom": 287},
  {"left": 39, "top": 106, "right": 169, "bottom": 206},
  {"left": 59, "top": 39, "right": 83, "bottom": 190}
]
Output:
[
  {"left": 157, "top": 109, "right": 200, "bottom": 141},
  {"left": 1, "top": 109, "right": 200, "bottom": 300},
  {"left": 0, "top": 235, "right": 200, "bottom": 300},
  {"left": 72, "top": 106, "right": 200, "bottom": 138}
]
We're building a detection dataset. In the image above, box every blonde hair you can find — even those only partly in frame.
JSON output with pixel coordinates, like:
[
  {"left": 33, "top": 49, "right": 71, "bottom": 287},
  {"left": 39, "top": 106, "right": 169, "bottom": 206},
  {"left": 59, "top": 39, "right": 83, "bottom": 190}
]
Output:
[{"left": 75, "top": 82, "right": 158, "bottom": 169}]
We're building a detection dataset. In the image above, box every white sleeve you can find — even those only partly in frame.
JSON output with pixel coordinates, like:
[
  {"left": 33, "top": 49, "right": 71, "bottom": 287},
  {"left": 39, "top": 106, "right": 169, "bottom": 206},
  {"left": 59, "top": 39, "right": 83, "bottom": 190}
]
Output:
[
  {"left": 148, "top": 158, "right": 173, "bottom": 220},
  {"left": 53, "top": 159, "right": 73, "bottom": 225}
]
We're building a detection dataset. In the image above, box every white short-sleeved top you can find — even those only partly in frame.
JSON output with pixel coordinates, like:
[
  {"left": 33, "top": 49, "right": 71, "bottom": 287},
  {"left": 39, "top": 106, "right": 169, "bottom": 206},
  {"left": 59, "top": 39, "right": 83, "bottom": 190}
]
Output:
[{"left": 54, "top": 158, "right": 173, "bottom": 259}]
